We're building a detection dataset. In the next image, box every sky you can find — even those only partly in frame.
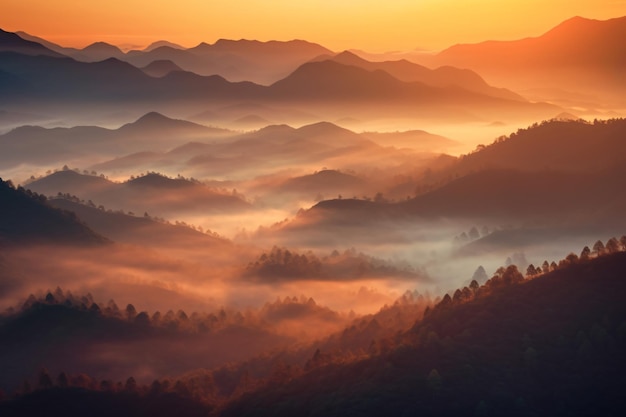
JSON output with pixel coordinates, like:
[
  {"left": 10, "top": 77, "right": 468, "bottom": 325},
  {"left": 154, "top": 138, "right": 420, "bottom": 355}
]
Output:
[{"left": 2, "top": 0, "right": 626, "bottom": 52}]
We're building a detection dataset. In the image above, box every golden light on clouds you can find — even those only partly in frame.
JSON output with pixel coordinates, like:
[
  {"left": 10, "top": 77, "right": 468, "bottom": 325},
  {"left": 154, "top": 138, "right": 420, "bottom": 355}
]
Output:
[{"left": 2, "top": 1, "right": 626, "bottom": 51}]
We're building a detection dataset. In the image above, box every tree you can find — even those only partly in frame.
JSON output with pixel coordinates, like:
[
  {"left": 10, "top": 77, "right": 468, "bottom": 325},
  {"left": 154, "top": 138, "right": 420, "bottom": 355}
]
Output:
[
  {"left": 580, "top": 246, "right": 591, "bottom": 260},
  {"left": 469, "top": 226, "right": 480, "bottom": 240},
  {"left": 126, "top": 304, "right": 137, "bottom": 320},
  {"left": 427, "top": 369, "right": 442, "bottom": 391},
  {"left": 502, "top": 265, "right": 524, "bottom": 285},
  {"left": 125, "top": 376, "right": 137, "bottom": 392},
  {"left": 526, "top": 264, "right": 537, "bottom": 277},
  {"left": 38, "top": 368, "right": 53, "bottom": 389},
  {"left": 593, "top": 240, "right": 605, "bottom": 256},
  {"left": 471, "top": 266, "right": 488, "bottom": 284},
  {"left": 135, "top": 311, "right": 151, "bottom": 326},
  {"left": 57, "top": 372, "right": 69, "bottom": 388},
  {"left": 606, "top": 237, "right": 620, "bottom": 254}
]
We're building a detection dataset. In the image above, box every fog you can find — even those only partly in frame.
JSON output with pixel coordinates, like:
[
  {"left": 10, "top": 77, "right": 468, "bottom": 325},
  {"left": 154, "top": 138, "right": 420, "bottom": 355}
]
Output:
[{"left": 2, "top": 25, "right": 626, "bottom": 400}]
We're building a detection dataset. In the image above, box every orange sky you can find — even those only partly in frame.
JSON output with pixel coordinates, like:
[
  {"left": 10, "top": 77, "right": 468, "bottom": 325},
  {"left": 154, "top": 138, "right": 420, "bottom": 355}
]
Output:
[{"left": 2, "top": 0, "right": 626, "bottom": 52}]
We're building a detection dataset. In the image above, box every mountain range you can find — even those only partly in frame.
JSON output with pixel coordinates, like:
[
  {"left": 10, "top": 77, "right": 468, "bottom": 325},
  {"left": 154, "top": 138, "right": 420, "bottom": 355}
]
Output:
[
  {"left": 422, "top": 16, "right": 626, "bottom": 104},
  {"left": 0, "top": 28, "right": 563, "bottom": 123}
]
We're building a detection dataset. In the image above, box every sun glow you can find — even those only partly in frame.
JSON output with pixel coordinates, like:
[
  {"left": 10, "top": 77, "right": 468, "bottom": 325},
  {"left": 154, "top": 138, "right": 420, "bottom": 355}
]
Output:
[{"left": 2, "top": 0, "right": 625, "bottom": 51}]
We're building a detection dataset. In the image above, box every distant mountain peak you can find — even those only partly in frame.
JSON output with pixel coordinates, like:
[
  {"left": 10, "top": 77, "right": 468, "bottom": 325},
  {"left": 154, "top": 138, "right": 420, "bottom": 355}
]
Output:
[
  {"left": 83, "top": 41, "right": 121, "bottom": 50},
  {"left": 133, "top": 111, "right": 172, "bottom": 124},
  {"left": 141, "top": 59, "right": 183, "bottom": 77},
  {"left": 143, "top": 40, "right": 184, "bottom": 52},
  {"left": 0, "top": 28, "right": 62, "bottom": 57}
]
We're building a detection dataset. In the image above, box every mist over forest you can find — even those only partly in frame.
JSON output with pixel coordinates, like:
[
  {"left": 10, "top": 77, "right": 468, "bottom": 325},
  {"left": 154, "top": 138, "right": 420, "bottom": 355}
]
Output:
[{"left": 1, "top": 13, "right": 626, "bottom": 416}]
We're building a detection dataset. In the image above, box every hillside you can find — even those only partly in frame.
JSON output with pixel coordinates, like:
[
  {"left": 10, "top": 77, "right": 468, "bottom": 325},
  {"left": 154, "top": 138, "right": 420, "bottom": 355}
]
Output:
[
  {"left": 26, "top": 171, "right": 251, "bottom": 217},
  {"left": 426, "top": 16, "right": 626, "bottom": 103},
  {"left": 319, "top": 50, "right": 523, "bottom": 101},
  {"left": 0, "top": 112, "right": 231, "bottom": 169},
  {"left": 222, "top": 251, "right": 626, "bottom": 416},
  {"left": 47, "top": 198, "right": 227, "bottom": 248},
  {"left": 0, "top": 178, "right": 106, "bottom": 246}
]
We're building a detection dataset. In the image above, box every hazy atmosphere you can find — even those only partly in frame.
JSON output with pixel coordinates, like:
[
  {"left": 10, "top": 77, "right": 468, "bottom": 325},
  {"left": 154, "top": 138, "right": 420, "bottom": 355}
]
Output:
[{"left": 1, "top": 2, "right": 626, "bottom": 416}]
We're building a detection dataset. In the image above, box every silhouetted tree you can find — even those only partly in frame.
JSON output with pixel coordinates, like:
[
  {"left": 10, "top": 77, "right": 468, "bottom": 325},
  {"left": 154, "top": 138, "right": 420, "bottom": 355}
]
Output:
[
  {"left": 606, "top": 237, "right": 620, "bottom": 254},
  {"left": 427, "top": 369, "right": 442, "bottom": 391},
  {"left": 125, "top": 377, "right": 137, "bottom": 392},
  {"left": 38, "top": 369, "right": 53, "bottom": 389},
  {"left": 135, "top": 311, "right": 151, "bottom": 326},
  {"left": 126, "top": 304, "right": 137, "bottom": 320},
  {"left": 471, "top": 266, "right": 488, "bottom": 284},
  {"left": 593, "top": 240, "right": 605, "bottom": 256},
  {"left": 580, "top": 246, "right": 591, "bottom": 260},
  {"left": 57, "top": 372, "right": 69, "bottom": 388}
]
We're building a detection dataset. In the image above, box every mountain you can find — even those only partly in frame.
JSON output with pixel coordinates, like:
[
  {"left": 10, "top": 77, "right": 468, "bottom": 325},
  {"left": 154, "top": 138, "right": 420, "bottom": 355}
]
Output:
[
  {"left": 48, "top": 198, "right": 228, "bottom": 248},
  {"left": 0, "top": 31, "right": 560, "bottom": 122},
  {"left": 222, "top": 250, "right": 626, "bottom": 416},
  {"left": 0, "top": 49, "right": 266, "bottom": 103},
  {"left": 0, "top": 112, "right": 232, "bottom": 169},
  {"left": 426, "top": 16, "right": 626, "bottom": 102},
  {"left": 123, "top": 38, "right": 333, "bottom": 84},
  {"left": 281, "top": 170, "right": 368, "bottom": 194},
  {"left": 451, "top": 118, "right": 626, "bottom": 174},
  {"left": 276, "top": 119, "right": 626, "bottom": 244},
  {"left": 318, "top": 50, "right": 523, "bottom": 101},
  {"left": 269, "top": 60, "right": 434, "bottom": 100},
  {"left": 88, "top": 121, "right": 399, "bottom": 179},
  {"left": 140, "top": 60, "right": 183, "bottom": 77},
  {"left": 80, "top": 42, "right": 125, "bottom": 61},
  {"left": 26, "top": 171, "right": 252, "bottom": 218},
  {"left": 307, "top": 167, "right": 626, "bottom": 225},
  {"left": 15, "top": 31, "right": 90, "bottom": 59},
  {"left": 361, "top": 130, "right": 458, "bottom": 152},
  {"left": 143, "top": 40, "right": 185, "bottom": 51},
  {"left": 266, "top": 60, "right": 559, "bottom": 122},
  {"left": 0, "top": 28, "right": 61, "bottom": 57},
  {"left": 117, "top": 112, "right": 221, "bottom": 137},
  {"left": 0, "top": 178, "right": 106, "bottom": 246}
]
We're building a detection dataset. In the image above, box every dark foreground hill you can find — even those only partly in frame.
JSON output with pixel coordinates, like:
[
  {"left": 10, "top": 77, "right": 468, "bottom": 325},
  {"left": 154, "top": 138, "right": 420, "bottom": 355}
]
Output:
[
  {"left": 2, "top": 248, "right": 624, "bottom": 416},
  {"left": 221, "top": 251, "right": 626, "bottom": 416},
  {"left": 0, "top": 178, "right": 106, "bottom": 246}
]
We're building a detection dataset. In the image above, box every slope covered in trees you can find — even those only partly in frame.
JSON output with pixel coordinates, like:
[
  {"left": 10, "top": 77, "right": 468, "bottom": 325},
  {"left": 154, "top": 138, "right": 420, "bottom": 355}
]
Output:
[
  {"left": 222, "top": 250, "right": 626, "bottom": 416},
  {"left": 0, "top": 178, "right": 106, "bottom": 246}
]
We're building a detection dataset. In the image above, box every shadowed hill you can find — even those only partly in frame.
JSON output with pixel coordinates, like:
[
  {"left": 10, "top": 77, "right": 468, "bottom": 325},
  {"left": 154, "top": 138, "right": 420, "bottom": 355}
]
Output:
[
  {"left": 427, "top": 15, "right": 626, "bottom": 102},
  {"left": 0, "top": 51, "right": 266, "bottom": 103},
  {"left": 0, "top": 112, "right": 232, "bottom": 169},
  {"left": 80, "top": 42, "right": 125, "bottom": 61},
  {"left": 453, "top": 118, "right": 626, "bottom": 174},
  {"left": 0, "top": 28, "right": 61, "bottom": 57},
  {"left": 26, "top": 171, "right": 251, "bottom": 217},
  {"left": 0, "top": 178, "right": 106, "bottom": 246},
  {"left": 317, "top": 50, "right": 523, "bottom": 101},
  {"left": 140, "top": 60, "right": 183, "bottom": 77},
  {"left": 300, "top": 118, "right": 626, "bottom": 222},
  {"left": 279, "top": 170, "right": 368, "bottom": 195},
  {"left": 221, "top": 251, "right": 626, "bottom": 417},
  {"left": 47, "top": 198, "right": 228, "bottom": 248}
]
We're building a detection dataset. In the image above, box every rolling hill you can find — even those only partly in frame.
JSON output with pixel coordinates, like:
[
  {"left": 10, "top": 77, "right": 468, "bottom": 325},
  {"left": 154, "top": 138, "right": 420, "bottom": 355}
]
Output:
[
  {"left": 0, "top": 112, "right": 232, "bottom": 169},
  {"left": 425, "top": 15, "right": 626, "bottom": 103},
  {"left": 0, "top": 178, "right": 106, "bottom": 246},
  {"left": 221, "top": 250, "right": 626, "bottom": 416}
]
